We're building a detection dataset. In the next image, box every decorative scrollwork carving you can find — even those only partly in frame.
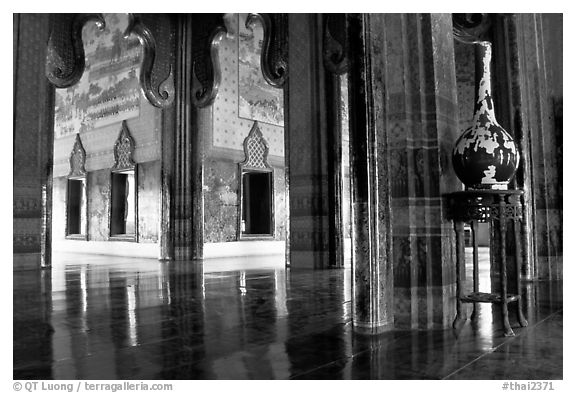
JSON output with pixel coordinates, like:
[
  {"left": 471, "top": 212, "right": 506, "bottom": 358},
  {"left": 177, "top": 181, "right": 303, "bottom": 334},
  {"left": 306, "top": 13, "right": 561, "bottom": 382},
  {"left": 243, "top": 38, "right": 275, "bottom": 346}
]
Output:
[
  {"left": 112, "top": 121, "right": 136, "bottom": 171},
  {"left": 46, "top": 14, "right": 105, "bottom": 88},
  {"left": 188, "top": 14, "right": 228, "bottom": 108},
  {"left": 240, "top": 121, "right": 271, "bottom": 170},
  {"left": 452, "top": 13, "right": 493, "bottom": 44},
  {"left": 505, "top": 205, "right": 523, "bottom": 221},
  {"left": 323, "top": 14, "right": 349, "bottom": 75},
  {"left": 245, "top": 13, "right": 288, "bottom": 88},
  {"left": 125, "top": 14, "right": 175, "bottom": 108},
  {"left": 491, "top": 204, "right": 523, "bottom": 221},
  {"left": 68, "top": 134, "right": 87, "bottom": 178},
  {"left": 192, "top": 25, "right": 227, "bottom": 108}
]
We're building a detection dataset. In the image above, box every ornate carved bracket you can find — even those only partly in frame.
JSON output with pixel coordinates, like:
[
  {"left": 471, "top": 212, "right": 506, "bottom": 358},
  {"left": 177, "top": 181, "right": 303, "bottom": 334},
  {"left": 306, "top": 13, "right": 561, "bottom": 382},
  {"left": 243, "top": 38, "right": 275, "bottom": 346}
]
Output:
[
  {"left": 240, "top": 122, "right": 271, "bottom": 170},
  {"left": 452, "top": 13, "right": 494, "bottom": 44},
  {"left": 46, "top": 14, "right": 105, "bottom": 88},
  {"left": 125, "top": 14, "right": 175, "bottom": 108},
  {"left": 68, "top": 134, "right": 87, "bottom": 178},
  {"left": 112, "top": 121, "right": 136, "bottom": 171},
  {"left": 189, "top": 14, "right": 228, "bottom": 108},
  {"left": 245, "top": 13, "right": 288, "bottom": 88},
  {"left": 323, "top": 14, "right": 349, "bottom": 75}
]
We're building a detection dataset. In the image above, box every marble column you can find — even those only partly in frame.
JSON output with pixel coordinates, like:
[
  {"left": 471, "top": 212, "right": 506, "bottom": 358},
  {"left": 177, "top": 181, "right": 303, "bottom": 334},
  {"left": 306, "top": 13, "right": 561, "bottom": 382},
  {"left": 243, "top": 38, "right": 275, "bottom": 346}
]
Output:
[
  {"left": 346, "top": 14, "right": 394, "bottom": 334},
  {"left": 13, "top": 14, "right": 54, "bottom": 270},
  {"left": 286, "top": 14, "right": 340, "bottom": 269},
  {"left": 348, "top": 14, "right": 461, "bottom": 332}
]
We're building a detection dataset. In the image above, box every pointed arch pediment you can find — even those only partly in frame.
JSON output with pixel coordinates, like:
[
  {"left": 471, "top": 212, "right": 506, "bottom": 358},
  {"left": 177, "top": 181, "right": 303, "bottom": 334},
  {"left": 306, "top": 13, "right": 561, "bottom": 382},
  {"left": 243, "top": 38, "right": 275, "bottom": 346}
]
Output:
[
  {"left": 240, "top": 121, "right": 271, "bottom": 170},
  {"left": 68, "top": 133, "right": 87, "bottom": 178},
  {"left": 112, "top": 121, "right": 136, "bottom": 171}
]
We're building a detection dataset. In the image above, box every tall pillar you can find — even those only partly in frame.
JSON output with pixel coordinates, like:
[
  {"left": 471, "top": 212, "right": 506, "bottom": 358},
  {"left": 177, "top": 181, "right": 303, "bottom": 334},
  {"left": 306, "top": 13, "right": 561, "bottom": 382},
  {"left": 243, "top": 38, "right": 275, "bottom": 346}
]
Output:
[
  {"left": 348, "top": 14, "right": 461, "bottom": 332},
  {"left": 499, "top": 14, "right": 562, "bottom": 280},
  {"left": 14, "top": 14, "right": 54, "bottom": 270},
  {"left": 173, "top": 15, "right": 226, "bottom": 261},
  {"left": 134, "top": 14, "right": 178, "bottom": 262},
  {"left": 386, "top": 14, "right": 461, "bottom": 329},
  {"left": 287, "top": 14, "right": 338, "bottom": 269},
  {"left": 173, "top": 15, "right": 201, "bottom": 261},
  {"left": 347, "top": 14, "right": 394, "bottom": 334}
]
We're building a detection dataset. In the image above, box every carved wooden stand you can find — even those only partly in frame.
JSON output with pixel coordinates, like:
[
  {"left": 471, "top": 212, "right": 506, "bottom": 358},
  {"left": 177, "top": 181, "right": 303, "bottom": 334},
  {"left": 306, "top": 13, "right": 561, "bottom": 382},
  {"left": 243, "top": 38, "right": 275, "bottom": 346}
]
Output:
[{"left": 447, "top": 190, "right": 528, "bottom": 336}]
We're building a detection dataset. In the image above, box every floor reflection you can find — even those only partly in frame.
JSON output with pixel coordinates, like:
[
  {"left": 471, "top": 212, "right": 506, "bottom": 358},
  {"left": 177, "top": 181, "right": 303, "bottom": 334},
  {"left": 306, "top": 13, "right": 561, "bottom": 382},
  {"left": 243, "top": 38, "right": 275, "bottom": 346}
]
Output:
[{"left": 13, "top": 251, "right": 562, "bottom": 380}]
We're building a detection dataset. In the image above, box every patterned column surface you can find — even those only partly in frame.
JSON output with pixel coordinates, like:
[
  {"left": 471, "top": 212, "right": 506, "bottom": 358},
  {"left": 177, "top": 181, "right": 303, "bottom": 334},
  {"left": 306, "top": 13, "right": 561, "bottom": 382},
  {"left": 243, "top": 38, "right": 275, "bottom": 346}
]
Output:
[
  {"left": 173, "top": 16, "right": 205, "bottom": 261},
  {"left": 14, "top": 14, "right": 52, "bottom": 270},
  {"left": 388, "top": 14, "right": 461, "bottom": 329},
  {"left": 513, "top": 14, "right": 562, "bottom": 280},
  {"left": 348, "top": 14, "right": 462, "bottom": 331},
  {"left": 287, "top": 14, "right": 333, "bottom": 269}
]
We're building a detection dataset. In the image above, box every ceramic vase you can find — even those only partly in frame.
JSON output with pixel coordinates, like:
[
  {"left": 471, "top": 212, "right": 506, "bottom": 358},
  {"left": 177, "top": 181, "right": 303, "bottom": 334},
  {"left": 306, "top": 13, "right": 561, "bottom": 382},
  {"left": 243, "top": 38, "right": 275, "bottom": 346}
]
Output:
[{"left": 452, "top": 41, "right": 519, "bottom": 190}]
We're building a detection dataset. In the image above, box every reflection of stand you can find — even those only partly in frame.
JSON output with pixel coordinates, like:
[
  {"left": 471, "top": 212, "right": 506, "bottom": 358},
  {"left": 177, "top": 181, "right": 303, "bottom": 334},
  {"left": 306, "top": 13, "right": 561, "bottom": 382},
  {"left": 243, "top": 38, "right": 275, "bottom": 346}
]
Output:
[{"left": 447, "top": 190, "right": 528, "bottom": 337}]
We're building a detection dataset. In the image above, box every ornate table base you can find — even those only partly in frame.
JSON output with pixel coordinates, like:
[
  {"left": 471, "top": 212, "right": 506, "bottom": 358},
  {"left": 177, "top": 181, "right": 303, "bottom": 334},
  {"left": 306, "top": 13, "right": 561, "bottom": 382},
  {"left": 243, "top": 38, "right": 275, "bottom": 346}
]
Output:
[{"left": 447, "top": 190, "right": 528, "bottom": 337}]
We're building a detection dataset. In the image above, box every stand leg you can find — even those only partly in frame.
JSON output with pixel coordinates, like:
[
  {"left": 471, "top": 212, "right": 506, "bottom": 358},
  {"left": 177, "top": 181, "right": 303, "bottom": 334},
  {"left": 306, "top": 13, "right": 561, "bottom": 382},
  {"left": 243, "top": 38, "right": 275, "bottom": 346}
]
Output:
[
  {"left": 471, "top": 220, "right": 479, "bottom": 320},
  {"left": 514, "top": 220, "right": 528, "bottom": 327},
  {"left": 498, "top": 197, "right": 514, "bottom": 337},
  {"left": 453, "top": 221, "right": 467, "bottom": 329}
]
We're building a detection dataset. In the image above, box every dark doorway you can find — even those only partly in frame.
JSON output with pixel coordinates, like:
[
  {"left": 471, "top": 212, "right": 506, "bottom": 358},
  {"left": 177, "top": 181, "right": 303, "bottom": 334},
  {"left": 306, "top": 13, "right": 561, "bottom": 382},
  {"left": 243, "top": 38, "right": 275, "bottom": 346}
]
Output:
[
  {"left": 241, "top": 171, "right": 273, "bottom": 237},
  {"left": 110, "top": 170, "right": 136, "bottom": 237},
  {"left": 66, "top": 178, "right": 86, "bottom": 236}
]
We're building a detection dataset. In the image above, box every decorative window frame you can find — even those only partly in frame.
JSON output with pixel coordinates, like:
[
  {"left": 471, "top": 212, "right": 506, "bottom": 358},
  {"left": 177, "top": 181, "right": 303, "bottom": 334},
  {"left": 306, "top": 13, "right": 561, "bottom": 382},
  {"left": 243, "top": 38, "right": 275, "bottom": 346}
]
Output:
[
  {"left": 66, "top": 133, "right": 89, "bottom": 240},
  {"left": 109, "top": 121, "right": 138, "bottom": 242},
  {"left": 237, "top": 121, "right": 275, "bottom": 240}
]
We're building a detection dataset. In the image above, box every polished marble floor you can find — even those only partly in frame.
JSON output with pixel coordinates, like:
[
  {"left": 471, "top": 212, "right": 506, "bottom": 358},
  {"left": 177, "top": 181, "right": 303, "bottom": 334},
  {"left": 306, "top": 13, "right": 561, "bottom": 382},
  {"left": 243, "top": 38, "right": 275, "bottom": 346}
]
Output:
[{"left": 14, "top": 250, "right": 562, "bottom": 380}]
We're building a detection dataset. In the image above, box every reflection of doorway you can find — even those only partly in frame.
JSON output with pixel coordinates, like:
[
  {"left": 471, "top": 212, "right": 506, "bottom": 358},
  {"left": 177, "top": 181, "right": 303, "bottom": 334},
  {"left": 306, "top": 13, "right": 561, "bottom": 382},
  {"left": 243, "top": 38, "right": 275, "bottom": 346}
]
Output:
[{"left": 240, "top": 170, "right": 274, "bottom": 237}]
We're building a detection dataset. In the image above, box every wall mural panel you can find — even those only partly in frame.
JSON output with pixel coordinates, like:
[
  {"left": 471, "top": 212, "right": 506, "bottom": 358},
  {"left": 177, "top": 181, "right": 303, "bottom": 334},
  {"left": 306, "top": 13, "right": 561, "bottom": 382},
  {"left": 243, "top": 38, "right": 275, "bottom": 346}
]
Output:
[
  {"left": 238, "top": 13, "right": 284, "bottom": 127},
  {"left": 211, "top": 13, "right": 284, "bottom": 158},
  {"left": 54, "top": 13, "right": 142, "bottom": 139}
]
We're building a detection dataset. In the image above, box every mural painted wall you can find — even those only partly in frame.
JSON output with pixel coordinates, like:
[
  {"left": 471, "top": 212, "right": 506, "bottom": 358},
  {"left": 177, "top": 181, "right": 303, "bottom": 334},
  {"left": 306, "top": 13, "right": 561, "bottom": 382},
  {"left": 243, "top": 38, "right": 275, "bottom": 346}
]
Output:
[
  {"left": 210, "top": 14, "right": 284, "bottom": 158},
  {"left": 52, "top": 13, "right": 161, "bottom": 244},
  {"left": 238, "top": 13, "right": 284, "bottom": 127},
  {"left": 205, "top": 13, "right": 287, "bottom": 243},
  {"left": 54, "top": 14, "right": 141, "bottom": 138}
]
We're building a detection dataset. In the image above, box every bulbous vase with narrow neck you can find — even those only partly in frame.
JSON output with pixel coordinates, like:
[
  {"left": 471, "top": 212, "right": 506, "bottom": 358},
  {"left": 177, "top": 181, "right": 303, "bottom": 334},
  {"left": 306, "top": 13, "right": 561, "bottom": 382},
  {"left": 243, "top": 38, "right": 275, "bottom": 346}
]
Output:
[{"left": 452, "top": 41, "right": 519, "bottom": 190}]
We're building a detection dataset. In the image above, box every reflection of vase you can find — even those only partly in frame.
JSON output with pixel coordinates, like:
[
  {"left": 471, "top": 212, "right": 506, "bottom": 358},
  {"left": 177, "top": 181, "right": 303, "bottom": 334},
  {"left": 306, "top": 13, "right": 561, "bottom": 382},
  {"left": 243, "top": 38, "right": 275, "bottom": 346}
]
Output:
[{"left": 453, "top": 41, "right": 519, "bottom": 190}]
